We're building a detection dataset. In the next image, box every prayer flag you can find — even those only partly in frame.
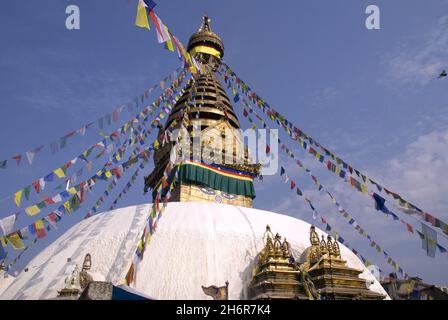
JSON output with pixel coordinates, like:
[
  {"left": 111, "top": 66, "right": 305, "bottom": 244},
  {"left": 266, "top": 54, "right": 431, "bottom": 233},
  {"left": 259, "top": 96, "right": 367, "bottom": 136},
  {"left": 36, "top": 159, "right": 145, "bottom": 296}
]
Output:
[
  {"left": 25, "top": 205, "right": 41, "bottom": 216},
  {"left": 164, "top": 27, "right": 175, "bottom": 51},
  {"left": 25, "top": 145, "right": 44, "bottom": 165},
  {"left": 421, "top": 223, "right": 437, "bottom": 258},
  {"left": 6, "top": 232, "right": 25, "bottom": 250},
  {"left": 32, "top": 180, "right": 40, "bottom": 193},
  {"left": 54, "top": 168, "right": 66, "bottom": 178},
  {"left": 149, "top": 11, "right": 170, "bottom": 43},
  {"left": 14, "top": 190, "right": 23, "bottom": 207},
  {"left": 0, "top": 214, "right": 16, "bottom": 236},
  {"left": 135, "top": 0, "right": 150, "bottom": 30}
]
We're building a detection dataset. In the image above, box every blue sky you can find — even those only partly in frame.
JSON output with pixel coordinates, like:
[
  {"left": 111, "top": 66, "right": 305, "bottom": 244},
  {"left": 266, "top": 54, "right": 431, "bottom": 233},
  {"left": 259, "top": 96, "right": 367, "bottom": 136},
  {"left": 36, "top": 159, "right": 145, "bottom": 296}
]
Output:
[{"left": 1, "top": 0, "right": 448, "bottom": 286}]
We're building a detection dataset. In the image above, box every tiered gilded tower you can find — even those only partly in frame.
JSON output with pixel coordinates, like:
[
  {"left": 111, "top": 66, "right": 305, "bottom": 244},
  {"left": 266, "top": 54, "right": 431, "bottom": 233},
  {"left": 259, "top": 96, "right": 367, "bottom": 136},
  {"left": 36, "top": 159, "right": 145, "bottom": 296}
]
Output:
[{"left": 144, "top": 16, "right": 261, "bottom": 208}]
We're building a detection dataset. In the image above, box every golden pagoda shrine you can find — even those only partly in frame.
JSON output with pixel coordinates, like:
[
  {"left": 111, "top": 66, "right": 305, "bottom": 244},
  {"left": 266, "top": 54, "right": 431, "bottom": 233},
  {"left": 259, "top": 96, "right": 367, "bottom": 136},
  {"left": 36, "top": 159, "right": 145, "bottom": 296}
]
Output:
[
  {"left": 248, "top": 225, "right": 307, "bottom": 300},
  {"left": 298, "top": 226, "right": 385, "bottom": 299}
]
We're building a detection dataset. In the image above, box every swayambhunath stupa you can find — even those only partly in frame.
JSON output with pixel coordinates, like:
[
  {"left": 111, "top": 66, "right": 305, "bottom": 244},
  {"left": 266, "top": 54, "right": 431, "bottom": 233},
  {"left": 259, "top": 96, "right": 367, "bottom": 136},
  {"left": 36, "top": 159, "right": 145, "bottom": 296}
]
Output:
[{"left": 1, "top": 1, "right": 447, "bottom": 306}]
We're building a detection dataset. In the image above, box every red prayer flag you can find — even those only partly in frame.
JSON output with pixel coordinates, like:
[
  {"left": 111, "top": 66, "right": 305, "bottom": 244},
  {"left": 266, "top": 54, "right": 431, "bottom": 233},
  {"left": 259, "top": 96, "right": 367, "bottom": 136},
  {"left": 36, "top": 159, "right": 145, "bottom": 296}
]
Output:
[{"left": 44, "top": 198, "right": 55, "bottom": 205}]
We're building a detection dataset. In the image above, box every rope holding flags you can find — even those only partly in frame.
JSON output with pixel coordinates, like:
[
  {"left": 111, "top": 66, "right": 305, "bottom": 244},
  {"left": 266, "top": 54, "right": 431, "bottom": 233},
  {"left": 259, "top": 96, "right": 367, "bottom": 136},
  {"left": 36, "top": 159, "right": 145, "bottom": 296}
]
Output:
[
  {"left": 0, "top": 72, "right": 192, "bottom": 272},
  {"left": 1, "top": 152, "right": 151, "bottom": 273},
  {"left": 219, "top": 62, "right": 448, "bottom": 239},
  {"left": 219, "top": 63, "right": 448, "bottom": 261},
  {"left": 239, "top": 101, "right": 409, "bottom": 277},
  {"left": 1, "top": 69, "right": 188, "bottom": 213},
  {"left": 237, "top": 100, "right": 412, "bottom": 273},
  {"left": 124, "top": 113, "right": 191, "bottom": 286},
  {"left": 229, "top": 71, "right": 448, "bottom": 260}
]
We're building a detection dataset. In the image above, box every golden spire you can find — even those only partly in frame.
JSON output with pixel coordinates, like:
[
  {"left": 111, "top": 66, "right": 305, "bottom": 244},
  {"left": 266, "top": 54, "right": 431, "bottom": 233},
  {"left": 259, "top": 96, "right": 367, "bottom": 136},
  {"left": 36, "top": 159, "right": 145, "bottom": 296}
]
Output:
[
  {"left": 187, "top": 15, "right": 224, "bottom": 59},
  {"left": 199, "top": 15, "right": 211, "bottom": 32}
]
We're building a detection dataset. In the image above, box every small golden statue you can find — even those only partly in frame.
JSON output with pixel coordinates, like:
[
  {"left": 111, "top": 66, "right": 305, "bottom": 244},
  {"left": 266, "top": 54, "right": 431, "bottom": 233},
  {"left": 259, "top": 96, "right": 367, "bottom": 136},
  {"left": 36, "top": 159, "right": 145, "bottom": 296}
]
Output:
[{"left": 79, "top": 254, "right": 93, "bottom": 290}]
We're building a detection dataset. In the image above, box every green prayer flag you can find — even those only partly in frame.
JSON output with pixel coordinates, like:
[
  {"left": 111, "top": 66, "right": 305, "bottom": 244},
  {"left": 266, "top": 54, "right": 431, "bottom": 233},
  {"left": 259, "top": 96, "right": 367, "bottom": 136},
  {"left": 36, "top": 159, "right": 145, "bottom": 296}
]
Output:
[
  {"left": 36, "top": 201, "right": 46, "bottom": 209},
  {"left": 24, "top": 185, "right": 31, "bottom": 201}
]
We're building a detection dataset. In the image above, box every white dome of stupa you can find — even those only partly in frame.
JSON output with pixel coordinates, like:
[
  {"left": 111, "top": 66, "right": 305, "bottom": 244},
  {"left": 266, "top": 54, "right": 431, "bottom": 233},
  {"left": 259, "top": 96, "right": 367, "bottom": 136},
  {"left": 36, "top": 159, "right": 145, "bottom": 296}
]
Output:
[{"left": 0, "top": 202, "right": 389, "bottom": 300}]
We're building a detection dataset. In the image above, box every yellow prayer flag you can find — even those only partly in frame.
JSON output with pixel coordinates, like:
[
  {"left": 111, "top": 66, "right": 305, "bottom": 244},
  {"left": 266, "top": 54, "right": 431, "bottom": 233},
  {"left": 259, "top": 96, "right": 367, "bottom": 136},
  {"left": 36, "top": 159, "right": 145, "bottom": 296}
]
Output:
[
  {"left": 25, "top": 205, "right": 41, "bottom": 216},
  {"left": 361, "top": 185, "right": 367, "bottom": 193},
  {"left": 135, "top": 0, "right": 150, "bottom": 30},
  {"left": 35, "top": 220, "right": 44, "bottom": 230},
  {"left": 54, "top": 168, "right": 66, "bottom": 178},
  {"left": 7, "top": 233, "right": 25, "bottom": 250},
  {"left": 1, "top": 237, "right": 7, "bottom": 247},
  {"left": 14, "top": 189, "right": 23, "bottom": 207},
  {"left": 105, "top": 171, "right": 112, "bottom": 179},
  {"left": 137, "top": 239, "right": 143, "bottom": 251},
  {"left": 64, "top": 201, "right": 71, "bottom": 214},
  {"left": 164, "top": 26, "right": 175, "bottom": 52},
  {"left": 68, "top": 187, "right": 77, "bottom": 195}
]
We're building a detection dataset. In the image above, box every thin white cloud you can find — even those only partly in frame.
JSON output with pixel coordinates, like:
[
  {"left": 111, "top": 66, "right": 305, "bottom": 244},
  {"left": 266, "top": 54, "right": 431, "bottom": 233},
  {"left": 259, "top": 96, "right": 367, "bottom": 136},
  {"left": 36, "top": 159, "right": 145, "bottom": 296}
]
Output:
[{"left": 375, "top": 128, "right": 448, "bottom": 218}]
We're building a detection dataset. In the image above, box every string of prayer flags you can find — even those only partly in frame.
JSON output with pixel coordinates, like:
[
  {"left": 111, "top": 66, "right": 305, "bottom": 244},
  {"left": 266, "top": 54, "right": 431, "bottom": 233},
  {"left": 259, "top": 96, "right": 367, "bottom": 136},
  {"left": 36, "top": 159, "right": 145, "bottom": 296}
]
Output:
[
  {"left": 240, "top": 103, "right": 409, "bottom": 277},
  {"left": 149, "top": 10, "right": 170, "bottom": 43},
  {"left": 84, "top": 84, "right": 187, "bottom": 219},
  {"left": 370, "top": 192, "right": 447, "bottom": 257},
  {"left": 1, "top": 142, "right": 152, "bottom": 262},
  {"left": 21, "top": 123, "right": 145, "bottom": 217},
  {"left": 3, "top": 70, "right": 188, "bottom": 213},
  {"left": 0, "top": 67, "right": 184, "bottom": 171},
  {"left": 222, "top": 65, "right": 448, "bottom": 248},
  {"left": 108, "top": 160, "right": 147, "bottom": 212},
  {"left": 221, "top": 62, "right": 448, "bottom": 239},
  {"left": 124, "top": 119, "right": 187, "bottom": 286},
  {"left": 277, "top": 162, "right": 409, "bottom": 277},
  {"left": 232, "top": 69, "right": 448, "bottom": 261},
  {"left": 133, "top": 1, "right": 197, "bottom": 74}
]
